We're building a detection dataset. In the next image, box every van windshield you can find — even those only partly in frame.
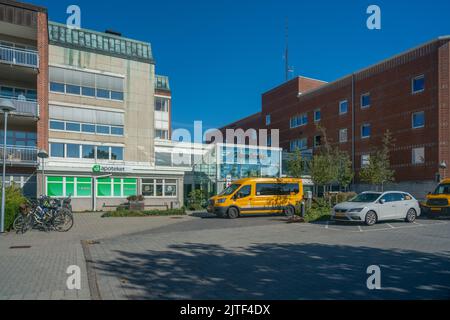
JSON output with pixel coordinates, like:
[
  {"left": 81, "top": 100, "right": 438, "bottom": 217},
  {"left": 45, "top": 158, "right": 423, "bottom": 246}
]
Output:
[
  {"left": 219, "top": 184, "right": 241, "bottom": 196},
  {"left": 349, "top": 193, "right": 381, "bottom": 203},
  {"left": 433, "top": 184, "right": 450, "bottom": 195}
]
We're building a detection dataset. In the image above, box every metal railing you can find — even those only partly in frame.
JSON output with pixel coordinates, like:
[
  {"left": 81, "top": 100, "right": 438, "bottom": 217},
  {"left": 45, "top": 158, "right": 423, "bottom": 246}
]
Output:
[
  {"left": 0, "top": 146, "right": 38, "bottom": 165},
  {"left": 0, "top": 96, "right": 38, "bottom": 118},
  {"left": 0, "top": 45, "right": 39, "bottom": 68}
]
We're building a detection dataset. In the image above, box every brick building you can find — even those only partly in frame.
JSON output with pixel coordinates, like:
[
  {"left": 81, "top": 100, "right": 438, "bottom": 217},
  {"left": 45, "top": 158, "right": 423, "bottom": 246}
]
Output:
[
  {"left": 220, "top": 36, "right": 450, "bottom": 197},
  {"left": 0, "top": 0, "right": 48, "bottom": 196}
]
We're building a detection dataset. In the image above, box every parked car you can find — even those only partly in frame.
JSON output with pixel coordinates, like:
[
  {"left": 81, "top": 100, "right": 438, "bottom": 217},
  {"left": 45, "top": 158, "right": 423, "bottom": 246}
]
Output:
[
  {"left": 332, "top": 191, "right": 421, "bottom": 226},
  {"left": 421, "top": 179, "right": 450, "bottom": 217}
]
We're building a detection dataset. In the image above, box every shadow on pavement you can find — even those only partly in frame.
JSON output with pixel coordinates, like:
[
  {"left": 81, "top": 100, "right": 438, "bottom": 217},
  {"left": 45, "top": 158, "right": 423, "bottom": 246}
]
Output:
[{"left": 94, "top": 242, "right": 450, "bottom": 300}]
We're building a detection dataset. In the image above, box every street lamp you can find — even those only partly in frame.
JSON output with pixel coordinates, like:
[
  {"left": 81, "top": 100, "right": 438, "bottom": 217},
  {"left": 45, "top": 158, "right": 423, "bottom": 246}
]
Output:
[
  {"left": 37, "top": 149, "right": 49, "bottom": 197},
  {"left": 439, "top": 161, "right": 447, "bottom": 181},
  {"left": 0, "top": 99, "right": 16, "bottom": 233}
]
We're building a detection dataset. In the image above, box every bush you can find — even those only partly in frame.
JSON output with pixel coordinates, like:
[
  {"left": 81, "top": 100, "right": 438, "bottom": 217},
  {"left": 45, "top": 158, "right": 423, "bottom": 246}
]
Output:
[
  {"left": 126, "top": 195, "right": 144, "bottom": 202},
  {"left": 1, "top": 184, "right": 26, "bottom": 231},
  {"left": 187, "top": 189, "right": 207, "bottom": 211},
  {"left": 102, "top": 207, "right": 186, "bottom": 218},
  {"left": 304, "top": 197, "right": 332, "bottom": 223}
]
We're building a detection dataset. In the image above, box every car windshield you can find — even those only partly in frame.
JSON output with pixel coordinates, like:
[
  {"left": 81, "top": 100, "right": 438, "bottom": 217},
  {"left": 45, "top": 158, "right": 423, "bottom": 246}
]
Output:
[
  {"left": 219, "top": 184, "right": 241, "bottom": 196},
  {"left": 349, "top": 193, "right": 380, "bottom": 203},
  {"left": 433, "top": 184, "right": 450, "bottom": 195}
]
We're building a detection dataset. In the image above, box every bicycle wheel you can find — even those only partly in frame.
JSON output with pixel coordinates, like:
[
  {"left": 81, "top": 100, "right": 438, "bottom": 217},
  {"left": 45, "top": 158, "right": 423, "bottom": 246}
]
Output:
[
  {"left": 13, "top": 215, "right": 26, "bottom": 234},
  {"left": 53, "top": 209, "right": 74, "bottom": 232}
]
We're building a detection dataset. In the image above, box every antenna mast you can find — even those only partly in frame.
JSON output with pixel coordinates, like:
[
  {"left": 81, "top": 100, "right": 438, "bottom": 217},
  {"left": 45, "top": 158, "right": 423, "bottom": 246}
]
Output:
[{"left": 285, "top": 17, "right": 289, "bottom": 82}]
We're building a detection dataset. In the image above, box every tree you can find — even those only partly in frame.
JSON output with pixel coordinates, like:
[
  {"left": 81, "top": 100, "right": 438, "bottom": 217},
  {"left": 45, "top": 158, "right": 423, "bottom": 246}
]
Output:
[
  {"left": 309, "top": 153, "right": 336, "bottom": 194},
  {"left": 359, "top": 130, "right": 395, "bottom": 191},
  {"left": 334, "top": 149, "right": 354, "bottom": 191},
  {"left": 286, "top": 148, "right": 306, "bottom": 178}
]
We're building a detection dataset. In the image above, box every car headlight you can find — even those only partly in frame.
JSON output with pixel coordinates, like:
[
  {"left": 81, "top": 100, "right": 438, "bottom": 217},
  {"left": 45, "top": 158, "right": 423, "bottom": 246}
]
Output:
[
  {"left": 217, "top": 198, "right": 226, "bottom": 204},
  {"left": 348, "top": 208, "right": 364, "bottom": 213}
]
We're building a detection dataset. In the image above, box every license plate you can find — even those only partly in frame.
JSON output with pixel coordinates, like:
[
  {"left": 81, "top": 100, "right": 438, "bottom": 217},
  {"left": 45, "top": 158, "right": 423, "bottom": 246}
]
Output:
[{"left": 431, "top": 208, "right": 442, "bottom": 212}]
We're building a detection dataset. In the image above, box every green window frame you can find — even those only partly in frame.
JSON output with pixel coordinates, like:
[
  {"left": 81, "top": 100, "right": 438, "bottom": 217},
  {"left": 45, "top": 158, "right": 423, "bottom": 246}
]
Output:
[
  {"left": 96, "top": 178, "right": 137, "bottom": 198},
  {"left": 47, "top": 176, "right": 92, "bottom": 198}
]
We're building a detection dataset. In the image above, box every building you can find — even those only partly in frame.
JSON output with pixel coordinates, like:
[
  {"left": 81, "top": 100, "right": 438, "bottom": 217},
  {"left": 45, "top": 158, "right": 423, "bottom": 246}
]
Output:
[
  {"left": 43, "top": 21, "right": 185, "bottom": 211},
  {"left": 0, "top": 0, "right": 48, "bottom": 197},
  {"left": 220, "top": 37, "right": 450, "bottom": 197}
]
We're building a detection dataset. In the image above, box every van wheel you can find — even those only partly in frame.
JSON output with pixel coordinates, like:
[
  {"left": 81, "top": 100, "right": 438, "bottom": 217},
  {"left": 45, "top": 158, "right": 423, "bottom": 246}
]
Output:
[
  {"left": 227, "top": 207, "right": 239, "bottom": 219},
  {"left": 284, "top": 205, "right": 296, "bottom": 217},
  {"left": 365, "top": 211, "right": 378, "bottom": 226},
  {"left": 405, "top": 209, "right": 417, "bottom": 223}
]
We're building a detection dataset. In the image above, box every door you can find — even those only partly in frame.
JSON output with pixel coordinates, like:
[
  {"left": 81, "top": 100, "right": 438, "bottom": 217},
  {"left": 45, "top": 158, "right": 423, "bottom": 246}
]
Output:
[
  {"left": 233, "top": 185, "right": 253, "bottom": 213},
  {"left": 376, "top": 193, "right": 397, "bottom": 220},
  {"left": 391, "top": 193, "right": 410, "bottom": 219}
]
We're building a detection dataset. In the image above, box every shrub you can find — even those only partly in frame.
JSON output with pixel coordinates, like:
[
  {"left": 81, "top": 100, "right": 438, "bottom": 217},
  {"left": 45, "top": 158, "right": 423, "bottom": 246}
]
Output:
[
  {"left": 304, "top": 197, "right": 332, "bottom": 223},
  {"left": 102, "top": 207, "right": 186, "bottom": 218},
  {"left": 1, "top": 184, "right": 27, "bottom": 231},
  {"left": 187, "top": 189, "right": 206, "bottom": 211},
  {"left": 126, "top": 195, "right": 144, "bottom": 202}
]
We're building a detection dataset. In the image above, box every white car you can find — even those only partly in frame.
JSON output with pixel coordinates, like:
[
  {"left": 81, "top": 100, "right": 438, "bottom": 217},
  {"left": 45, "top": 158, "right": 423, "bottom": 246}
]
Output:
[{"left": 332, "top": 191, "right": 421, "bottom": 226}]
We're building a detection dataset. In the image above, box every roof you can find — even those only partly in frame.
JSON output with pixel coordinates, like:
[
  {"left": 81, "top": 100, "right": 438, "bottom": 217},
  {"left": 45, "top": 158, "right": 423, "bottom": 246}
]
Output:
[
  {"left": 0, "top": 0, "right": 47, "bottom": 13},
  {"left": 48, "top": 21, "right": 154, "bottom": 64}
]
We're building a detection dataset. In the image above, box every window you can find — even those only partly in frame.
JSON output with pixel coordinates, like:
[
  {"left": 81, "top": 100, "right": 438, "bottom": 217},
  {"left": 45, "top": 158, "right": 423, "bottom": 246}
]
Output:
[
  {"left": 96, "top": 178, "right": 137, "bottom": 198},
  {"left": 290, "top": 113, "right": 308, "bottom": 128},
  {"left": 339, "top": 128, "right": 348, "bottom": 143},
  {"left": 412, "top": 111, "right": 425, "bottom": 129},
  {"left": 96, "top": 146, "right": 110, "bottom": 160},
  {"left": 0, "top": 131, "right": 36, "bottom": 147},
  {"left": 339, "top": 100, "right": 348, "bottom": 114},
  {"left": 155, "top": 97, "right": 169, "bottom": 112},
  {"left": 155, "top": 129, "right": 169, "bottom": 140},
  {"left": 314, "top": 109, "right": 321, "bottom": 122},
  {"left": 66, "top": 84, "right": 81, "bottom": 95},
  {"left": 82, "top": 145, "right": 95, "bottom": 159},
  {"left": 164, "top": 179, "right": 177, "bottom": 197},
  {"left": 66, "top": 144, "right": 80, "bottom": 158},
  {"left": 290, "top": 138, "right": 307, "bottom": 152},
  {"left": 236, "top": 185, "right": 252, "bottom": 199},
  {"left": 96, "top": 125, "right": 110, "bottom": 135},
  {"left": 111, "top": 126, "right": 124, "bottom": 136},
  {"left": 96, "top": 88, "right": 110, "bottom": 99},
  {"left": 49, "top": 66, "right": 124, "bottom": 101},
  {"left": 142, "top": 179, "right": 155, "bottom": 196},
  {"left": 361, "top": 154, "right": 370, "bottom": 168},
  {"left": 412, "top": 147, "right": 425, "bottom": 165},
  {"left": 314, "top": 135, "right": 322, "bottom": 148},
  {"left": 412, "top": 75, "right": 425, "bottom": 94},
  {"left": 50, "top": 120, "right": 65, "bottom": 130},
  {"left": 361, "top": 93, "right": 371, "bottom": 108},
  {"left": 111, "top": 147, "right": 124, "bottom": 161},
  {"left": 66, "top": 122, "right": 81, "bottom": 132},
  {"left": 255, "top": 183, "right": 299, "bottom": 196},
  {"left": 266, "top": 115, "right": 271, "bottom": 126},
  {"left": 50, "top": 143, "right": 64, "bottom": 158},
  {"left": 361, "top": 124, "right": 371, "bottom": 139},
  {"left": 81, "top": 87, "right": 95, "bottom": 97},
  {"left": 50, "top": 82, "right": 65, "bottom": 93},
  {"left": 82, "top": 124, "right": 96, "bottom": 133}
]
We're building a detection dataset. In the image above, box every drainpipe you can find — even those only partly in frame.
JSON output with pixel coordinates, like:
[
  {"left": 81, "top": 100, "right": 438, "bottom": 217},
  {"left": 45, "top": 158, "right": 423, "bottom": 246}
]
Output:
[{"left": 351, "top": 74, "right": 356, "bottom": 186}]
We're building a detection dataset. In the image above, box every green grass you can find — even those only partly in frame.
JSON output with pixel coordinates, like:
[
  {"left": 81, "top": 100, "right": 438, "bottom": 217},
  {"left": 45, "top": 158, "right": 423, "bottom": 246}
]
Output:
[{"left": 102, "top": 208, "right": 186, "bottom": 218}]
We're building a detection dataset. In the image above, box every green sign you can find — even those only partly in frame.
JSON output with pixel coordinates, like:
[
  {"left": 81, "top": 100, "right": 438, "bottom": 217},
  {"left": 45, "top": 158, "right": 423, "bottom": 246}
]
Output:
[{"left": 92, "top": 164, "right": 126, "bottom": 173}]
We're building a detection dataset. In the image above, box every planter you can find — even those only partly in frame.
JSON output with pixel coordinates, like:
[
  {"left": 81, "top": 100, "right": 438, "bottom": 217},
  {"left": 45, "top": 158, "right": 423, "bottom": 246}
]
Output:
[{"left": 128, "top": 201, "right": 145, "bottom": 211}]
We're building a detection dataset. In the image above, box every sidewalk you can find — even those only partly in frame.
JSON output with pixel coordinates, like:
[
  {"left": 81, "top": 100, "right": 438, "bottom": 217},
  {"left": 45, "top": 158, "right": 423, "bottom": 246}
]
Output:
[{"left": 0, "top": 212, "right": 192, "bottom": 300}]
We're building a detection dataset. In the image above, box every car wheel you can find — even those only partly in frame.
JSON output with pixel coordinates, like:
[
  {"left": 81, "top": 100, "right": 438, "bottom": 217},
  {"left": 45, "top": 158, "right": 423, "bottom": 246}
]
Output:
[
  {"left": 405, "top": 208, "right": 417, "bottom": 223},
  {"left": 365, "top": 211, "right": 378, "bottom": 226},
  {"left": 284, "top": 205, "right": 296, "bottom": 217},
  {"left": 227, "top": 207, "right": 239, "bottom": 219}
]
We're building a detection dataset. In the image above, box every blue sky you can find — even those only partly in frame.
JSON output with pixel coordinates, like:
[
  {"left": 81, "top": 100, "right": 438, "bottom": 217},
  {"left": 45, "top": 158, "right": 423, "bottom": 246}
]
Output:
[{"left": 33, "top": 0, "right": 450, "bottom": 132}]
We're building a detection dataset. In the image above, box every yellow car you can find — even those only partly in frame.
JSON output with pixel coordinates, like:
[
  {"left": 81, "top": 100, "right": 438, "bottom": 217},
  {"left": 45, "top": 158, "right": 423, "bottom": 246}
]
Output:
[
  {"left": 421, "top": 179, "right": 450, "bottom": 217},
  {"left": 207, "top": 178, "right": 304, "bottom": 219}
]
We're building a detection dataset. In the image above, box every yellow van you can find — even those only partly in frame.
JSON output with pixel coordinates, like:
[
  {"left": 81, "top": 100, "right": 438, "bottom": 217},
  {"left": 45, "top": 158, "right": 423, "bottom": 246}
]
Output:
[
  {"left": 422, "top": 179, "right": 450, "bottom": 217},
  {"left": 207, "top": 178, "right": 304, "bottom": 219}
]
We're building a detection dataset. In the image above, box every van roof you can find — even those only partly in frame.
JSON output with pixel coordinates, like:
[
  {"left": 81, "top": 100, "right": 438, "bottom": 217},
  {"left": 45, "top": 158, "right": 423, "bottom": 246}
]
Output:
[
  {"left": 232, "top": 178, "right": 302, "bottom": 184},
  {"left": 441, "top": 179, "right": 450, "bottom": 184}
]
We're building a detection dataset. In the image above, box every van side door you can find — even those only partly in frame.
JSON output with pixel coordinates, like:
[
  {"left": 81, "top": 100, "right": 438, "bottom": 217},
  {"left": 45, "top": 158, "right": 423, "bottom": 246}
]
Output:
[{"left": 233, "top": 185, "right": 253, "bottom": 214}]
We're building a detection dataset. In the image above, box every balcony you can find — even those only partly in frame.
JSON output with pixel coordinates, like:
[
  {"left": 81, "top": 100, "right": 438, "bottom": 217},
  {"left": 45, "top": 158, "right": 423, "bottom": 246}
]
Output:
[
  {"left": 0, "top": 96, "right": 38, "bottom": 118},
  {"left": 0, "top": 45, "right": 39, "bottom": 69},
  {"left": 0, "top": 146, "right": 38, "bottom": 166}
]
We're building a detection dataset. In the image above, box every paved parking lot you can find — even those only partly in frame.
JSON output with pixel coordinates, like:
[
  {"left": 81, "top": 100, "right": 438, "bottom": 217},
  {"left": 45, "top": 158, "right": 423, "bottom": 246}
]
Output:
[
  {"left": 87, "top": 215, "right": 450, "bottom": 300},
  {"left": 1, "top": 212, "right": 449, "bottom": 300}
]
